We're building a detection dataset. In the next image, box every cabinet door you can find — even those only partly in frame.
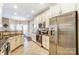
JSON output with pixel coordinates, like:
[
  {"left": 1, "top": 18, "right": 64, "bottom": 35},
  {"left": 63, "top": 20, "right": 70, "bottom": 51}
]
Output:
[
  {"left": 20, "top": 35, "right": 24, "bottom": 44},
  {"left": 32, "top": 34, "right": 36, "bottom": 42},
  {"left": 50, "top": 4, "right": 61, "bottom": 17},
  {"left": 15, "top": 35, "right": 23, "bottom": 47},
  {"left": 42, "top": 35, "right": 46, "bottom": 48},
  {"left": 77, "top": 3, "right": 79, "bottom": 12},
  {"left": 10, "top": 37, "right": 16, "bottom": 50},
  {"left": 45, "top": 36, "right": 49, "bottom": 50},
  {"left": 60, "top": 3, "right": 76, "bottom": 14},
  {"left": 45, "top": 10, "right": 50, "bottom": 27}
]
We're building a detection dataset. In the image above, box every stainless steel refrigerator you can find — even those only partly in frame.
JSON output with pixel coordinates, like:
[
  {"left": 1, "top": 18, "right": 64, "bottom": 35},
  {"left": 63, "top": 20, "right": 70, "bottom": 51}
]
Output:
[{"left": 49, "top": 11, "right": 78, "bottom": 55}]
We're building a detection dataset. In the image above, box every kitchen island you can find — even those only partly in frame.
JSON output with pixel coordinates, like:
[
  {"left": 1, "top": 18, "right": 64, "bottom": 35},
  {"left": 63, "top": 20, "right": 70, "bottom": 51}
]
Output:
[{"left": 0, "top": 31, "right": 24, "bottom": 55}]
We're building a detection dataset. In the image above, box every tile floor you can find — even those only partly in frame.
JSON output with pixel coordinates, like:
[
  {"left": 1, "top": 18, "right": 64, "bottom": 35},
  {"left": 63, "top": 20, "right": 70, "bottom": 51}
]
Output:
[{"left": 24, "top": 38, "right": 49, "bottom": 55}]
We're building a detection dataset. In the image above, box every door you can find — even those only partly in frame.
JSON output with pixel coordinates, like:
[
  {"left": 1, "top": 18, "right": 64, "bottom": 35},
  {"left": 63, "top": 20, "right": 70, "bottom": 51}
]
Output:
[
  {"left": 49, "top": 17, "right": 58, "bottom": 55},
  {"left": 57, "top": 11, "right": 76, "bottom": 55}
]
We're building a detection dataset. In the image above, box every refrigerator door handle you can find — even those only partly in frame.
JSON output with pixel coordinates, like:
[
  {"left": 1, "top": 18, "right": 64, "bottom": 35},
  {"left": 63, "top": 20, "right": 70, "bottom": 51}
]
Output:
[{"left": 57, "top": 26, "right": 59, "bottom": 45}]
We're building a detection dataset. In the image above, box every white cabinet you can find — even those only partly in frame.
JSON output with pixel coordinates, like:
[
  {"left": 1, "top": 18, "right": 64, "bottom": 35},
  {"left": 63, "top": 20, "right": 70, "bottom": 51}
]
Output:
[
  {"left": 34, "top": 17, "right": 39, "bottom": 32},
  {"left": 50, "top": 3, "right": 76, "bottom": 17},
  {"left": 42, "top": 35, "right": 49, "bottom": 50},
  {"left": 45, "top": 10, "right": 50, "bottom": 27},
  {"left": 8, "top": 37, "right": 16, "bottom": 51},
  {"left": 16, "top": 35, "right": 24, "bottom": 47},
  {"left": 46, "top": 36, "right": 49, "bottom": 49},
  {"left": 29, "top": 21, "right": 34, "bottom": 34},
  {"left": 42, "top": 35, "right": 46, "bottom": 48},
  {"left": 41, "top": 13, "right": 45, "bottom": 22},
  {"left": 50, "top": 4, "right": 61, "bottom": 17},
  {"left": 31, "top": 34, "right": 36, "bottom": 42},
  {"left": 77, "top": 3, "right": 79, "bottom": 10},
  {"left": 77, "top": 3, "right": 79, "bottom": 14},
  {"left": 60, "top": 3, "right": 76, "bottom": 14},
  {"left": 8, "top": 35, "right": 23, "bottom": 51}
]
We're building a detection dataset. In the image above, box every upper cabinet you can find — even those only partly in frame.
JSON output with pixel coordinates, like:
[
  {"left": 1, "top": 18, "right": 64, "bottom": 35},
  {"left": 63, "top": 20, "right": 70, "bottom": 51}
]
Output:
[
  {"left": 34, "top": 17, "right": 38, "bottom": 29},
  {"left": 29, "top": 20, "right": 34, "bottom": 34},
  {"left": 33, "top": 3, "right": 78, "bottom": 30},
  {"left": 50, "top": 4, "right": 61, "bottom": 17},
  {"left": 60, "top": 3, "right": 76, "bottom": 14},
  {"left": 76, "top": 3, "right": 79, "bottom": 14},
  {"left": 44, "top": 10, "right": 50, "bottom": 27}
]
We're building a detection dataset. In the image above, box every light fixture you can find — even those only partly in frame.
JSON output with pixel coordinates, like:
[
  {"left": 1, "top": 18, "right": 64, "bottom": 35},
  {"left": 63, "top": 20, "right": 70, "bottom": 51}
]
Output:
[
  {"left": 14, "top": 5, "right": 18, "bottom": 9},
  {"left": 32, "top": 10, "right": 34, "bottom": 13}
]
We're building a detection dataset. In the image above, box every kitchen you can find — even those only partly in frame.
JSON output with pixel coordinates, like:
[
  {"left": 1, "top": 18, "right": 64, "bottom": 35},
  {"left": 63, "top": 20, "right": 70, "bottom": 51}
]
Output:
[
  {"left": 0, "top": 3, "right": 79, "bottom": 55},
  {"left": 29, "top": 3, "right": 79, "bottom": 55}
]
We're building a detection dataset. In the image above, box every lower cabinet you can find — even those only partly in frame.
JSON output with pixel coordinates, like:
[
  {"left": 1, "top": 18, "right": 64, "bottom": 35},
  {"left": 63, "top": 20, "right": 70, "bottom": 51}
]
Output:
[
  {"left": 8, "top": 35, "right": 24, "bottom": 55},
  {"left": 8, "top": 37, "right": 16, "bottom": 51},
  {"left": 31, "top": 34, "right": 36, "bottom": 42},
  {"left": 42, "top": 35, "right": 49, "bottom": 50},
  {"left": 15, "top": 35, "right": 24, "bottom": 47}
]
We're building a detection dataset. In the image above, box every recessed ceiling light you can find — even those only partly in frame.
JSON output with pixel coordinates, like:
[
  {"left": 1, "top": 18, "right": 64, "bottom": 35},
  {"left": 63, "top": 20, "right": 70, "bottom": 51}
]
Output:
[
  {"left": 14, "top": 5, "right": 18, "bottom": 9},
  {"left": 32, "top": 10, "right": 34, "bottom": 13}
]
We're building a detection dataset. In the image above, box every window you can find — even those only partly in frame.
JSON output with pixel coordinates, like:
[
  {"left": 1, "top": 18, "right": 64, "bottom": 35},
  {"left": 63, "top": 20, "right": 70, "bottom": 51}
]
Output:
[{"left": 9, "top": 24, "right": 15, "bottom": 31}]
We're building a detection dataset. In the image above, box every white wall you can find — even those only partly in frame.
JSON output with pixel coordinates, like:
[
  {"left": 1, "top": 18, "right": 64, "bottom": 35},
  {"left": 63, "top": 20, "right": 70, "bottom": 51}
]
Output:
[
  {"left": 9, "top": 24, "right": 15, "bottom": 31},
  {"left": 29, "top": 20, "right": 34, "bottom": 34},
  {"left": 50, "top": 4, "right": 61, "bottom": 18},
  {"left": 59, "top": 3, "right": 76, "bottom": 13},
  {"left": 0, "top": 4, "right": 2, "bottom": 28},
  {"left": 23, "top": 24, "right": 28, "bottom": 34}
]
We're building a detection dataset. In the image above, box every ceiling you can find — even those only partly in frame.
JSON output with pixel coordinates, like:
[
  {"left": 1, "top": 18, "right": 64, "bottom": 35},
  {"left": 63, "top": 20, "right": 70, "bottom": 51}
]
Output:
[{"left": 2, "top": 3, "right": 55, "bottom": 21}]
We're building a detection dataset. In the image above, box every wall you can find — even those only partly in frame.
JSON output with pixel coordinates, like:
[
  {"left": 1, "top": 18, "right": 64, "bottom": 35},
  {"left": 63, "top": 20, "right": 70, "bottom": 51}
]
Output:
[
  {"left": 9, "top": 19, "right": 29, "bottom": 35},
  {"left": 0, "top": 4, "right": 2, "bottom": 54},
  {"left": 2, "top": 17, "right": 10, "bottom": 31},
  {"left": 0, "top": 4, "right": 2, "bottom": 24},
  {"left": 0, "top": 4, "right": 2, "bottom": 31}
]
